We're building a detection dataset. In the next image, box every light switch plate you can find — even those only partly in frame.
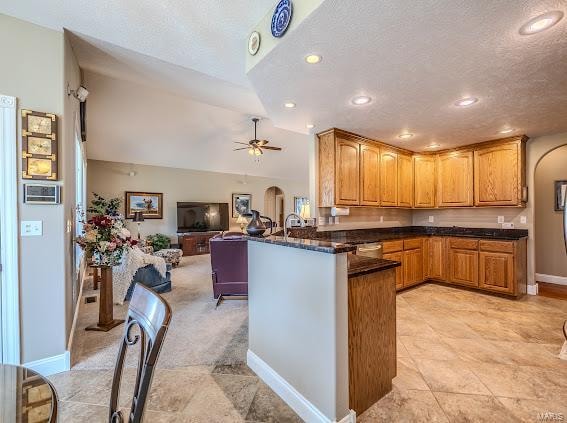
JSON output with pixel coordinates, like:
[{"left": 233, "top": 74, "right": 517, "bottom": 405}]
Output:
[
  {"left": 520, "top": 216, "right": 527, "bottom": 224},
  {"left": 497, "top": 216, "right": 505, "bottom": 224},
  {"left": 428, "top": 216, "right": 435, "bottom": 223},
  {"left": 502, "top": 222, "right": 514, "bottom": 229},
  {"left": 21, "top": 220, "right": 43, "bottom": 236}
]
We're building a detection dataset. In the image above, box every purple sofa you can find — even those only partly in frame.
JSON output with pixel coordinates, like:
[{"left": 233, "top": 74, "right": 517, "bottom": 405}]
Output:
[{"left": 210, "top": 232, "right": 248, "bottom": 306}]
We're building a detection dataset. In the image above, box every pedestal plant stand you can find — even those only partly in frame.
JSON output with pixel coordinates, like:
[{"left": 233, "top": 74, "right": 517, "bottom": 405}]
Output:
[{"left": 86, "top": 266, "right": 124, "bottom": 332}]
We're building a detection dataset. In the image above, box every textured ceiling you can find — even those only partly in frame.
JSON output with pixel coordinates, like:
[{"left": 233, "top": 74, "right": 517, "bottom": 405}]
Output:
[
  {"left": 0, "top": 0, "right": 275, "bottom": 87},
  {"left": 83, "top": 71, "right": 310, "bottom": 181},
  {"left": 248, "top": 0, "right": 567, "bottom": 150}
]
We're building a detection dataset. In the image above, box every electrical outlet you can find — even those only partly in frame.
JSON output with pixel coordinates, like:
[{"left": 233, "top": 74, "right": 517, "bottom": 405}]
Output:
[
  {"left": 497, "top": 216, "right": 505, "bottom": 224},
  {"left": 502, "top": 222, "right": 514, "bottom": 229},
  {"left": 21, "top": 221, "right": 43, "bottom": 236},
  {"left": 520, "top": 216, "right": 527, "bottom": 224},
  {"left": 428, "top": 216, "right": 435, "bottom": 223},
  {"left": 379, "top": 215, "right": 384, "bottom": 223}
]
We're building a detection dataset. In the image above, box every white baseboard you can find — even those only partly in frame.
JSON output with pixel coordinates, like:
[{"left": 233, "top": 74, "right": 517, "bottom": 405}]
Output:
[
  {"left": 536, "top": 273, "right": 567, "bottom": 286},
  {"left": 24, "top": 351, "right": 70, "bottom": 377},
  {"left": 247, "top": 350, "right": 355, "bottom": 423},
  {"left": 527, "top": 284, "right": 538, "bottom": 296}
]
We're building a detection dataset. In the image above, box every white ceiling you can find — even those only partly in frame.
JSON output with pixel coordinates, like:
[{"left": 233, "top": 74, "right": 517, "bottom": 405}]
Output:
[
  {"left": 83, "top": 71, "right": 310, "bottom": 181},
  {"left": 248, "top": 0, "right": 567, "bottom": 150}
]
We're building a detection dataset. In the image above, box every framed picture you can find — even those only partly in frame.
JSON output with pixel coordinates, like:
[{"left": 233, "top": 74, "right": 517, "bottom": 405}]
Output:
[
  {"left": 21, "top": 110, "right": 58, "bottom": 180},
  {"left": 554, "top": 180, "right": 567, "bottom": 211},
  {"left": 232, "top": 193, "right": 252, "bottom": 217},
  {"left": 125, "top": 192, "right": 164, "bottom": 219},
  {"left": 294, "top": 196, "right": 309, "bottom": 215}
]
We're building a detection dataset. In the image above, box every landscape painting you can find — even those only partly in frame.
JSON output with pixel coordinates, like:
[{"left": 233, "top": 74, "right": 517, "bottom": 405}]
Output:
[{"left": 125, "top": 191, "right": 163, "bottom": 219}]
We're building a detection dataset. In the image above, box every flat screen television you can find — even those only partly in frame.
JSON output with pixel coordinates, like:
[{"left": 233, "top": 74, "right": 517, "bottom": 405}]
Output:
[{"left": 177, "top": 202, "right": 229, "bottom": 233}]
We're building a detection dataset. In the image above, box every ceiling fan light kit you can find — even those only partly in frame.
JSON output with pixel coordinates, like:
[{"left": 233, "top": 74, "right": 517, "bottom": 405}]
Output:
[{"left": 234, "top": 118, "right": 283, "bottom": 157}]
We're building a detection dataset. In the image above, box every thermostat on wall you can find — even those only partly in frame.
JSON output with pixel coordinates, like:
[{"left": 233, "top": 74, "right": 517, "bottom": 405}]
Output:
[{"left": 24, "top": 184, "right": 61, "bottom": 204}]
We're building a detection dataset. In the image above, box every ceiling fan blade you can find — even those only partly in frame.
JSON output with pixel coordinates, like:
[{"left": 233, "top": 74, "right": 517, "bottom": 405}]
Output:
[
  {"left": 233, "top": 147, "right": 250, "bottom": 151},
  {"left": 256, "top": 139, "right": 269, "bottom": 146},
  {"left": 234, "top": 142, "right": 250, "bottom": 145},
  {"left": 261, "top": 146, "right": 282, "bottom": 151}
]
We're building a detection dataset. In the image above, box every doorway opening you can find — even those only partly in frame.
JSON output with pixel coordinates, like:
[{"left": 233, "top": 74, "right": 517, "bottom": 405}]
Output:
[{"left": 264, "top": 186, "right": 285, "bottom": 228}]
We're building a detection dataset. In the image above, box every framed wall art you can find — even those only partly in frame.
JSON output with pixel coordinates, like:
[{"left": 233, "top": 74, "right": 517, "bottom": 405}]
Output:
[
  {"left": 21, "top": 109, "right": 58, "bottom": 180},
  {"left": 125, "top": 191, "right": 164, "bottom": 219},
  {"left": 554, "top": 180, "right": 567, "bottom": 211},
  {"left": 232, "top": 193, "right": 252, "bottom": 217}
]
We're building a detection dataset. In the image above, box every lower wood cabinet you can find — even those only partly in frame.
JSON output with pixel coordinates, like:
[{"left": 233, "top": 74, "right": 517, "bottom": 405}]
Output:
[
  {"left": 448, "top": 248, "right": 479, "bottom": 287},
  {"left": 479, "top": 251, "right": 514, "bottom": 294},
  {"left": 428, "top": 237, "right": 446, "bottom": 281},
  {"left": 403, "top": 247, "right": 424, "bottom": 287},
  {"left": 383, "top": 251, "right": 404, "bottom": 290}
]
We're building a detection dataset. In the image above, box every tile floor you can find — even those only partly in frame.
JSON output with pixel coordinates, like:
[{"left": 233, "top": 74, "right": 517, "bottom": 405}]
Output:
[{"left": 50, "top": 255, "right": 567, "bottom": 422}]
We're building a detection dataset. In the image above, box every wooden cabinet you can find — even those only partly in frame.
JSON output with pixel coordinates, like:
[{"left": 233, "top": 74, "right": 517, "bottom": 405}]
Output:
[
  {"left": 403, "top": 246, "right": 424, "bottom": 287},
  {"left": 179, "top": 232, "right": 218, "bottom": 256},
  {"left": 335, "top": 138, "right": 360, "bottom": 205},
  {"left": 478, "top": 240, "right": 520, "bottom": 294},
  {"left": 428, "top": 237, "right": 446, "bottom": 280},
  {"left": 383, "top": 251, "right": 403, "bottom": 290},
  {"left": 397, "top": 154, "right": 413, "bottom": 207},
  {"left": 413, "top": 155, "right": 437, "bottom": 208},
  {"left": 474, "top": 140, "right": 525, "bottom": 206},
  {"left": 360, "top": 144, "right": 380, "bottom": 206},
  {"left": 380, "top": 150, "right": 398, "bottom": 206},
  {"left": 448, "top": 238, "right": 479, "bottom": 287},
  {"left": 438, "top": 151, "right": 473, "bottom": 207}
]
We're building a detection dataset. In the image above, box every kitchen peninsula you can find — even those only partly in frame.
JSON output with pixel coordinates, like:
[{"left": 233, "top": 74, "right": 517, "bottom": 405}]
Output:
[{"left": 246, "top": 235, "right": 399, "bottom": 423}]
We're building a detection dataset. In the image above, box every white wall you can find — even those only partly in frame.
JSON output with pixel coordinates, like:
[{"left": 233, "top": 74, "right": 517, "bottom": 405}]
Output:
[
  {"left": 87, "top": 160, "right": 309, "bottom": 241},
  {"left": 0, "top": 14, "right": 80, "bottom": 364}
]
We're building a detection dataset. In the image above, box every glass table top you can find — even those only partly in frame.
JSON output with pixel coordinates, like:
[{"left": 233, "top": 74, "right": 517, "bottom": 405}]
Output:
[{"left": 0, "top": 364, "right": 57, "bottom": 423}]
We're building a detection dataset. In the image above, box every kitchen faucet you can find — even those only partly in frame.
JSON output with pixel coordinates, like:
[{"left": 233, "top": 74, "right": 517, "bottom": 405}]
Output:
[{"left": 284, "top": 213, "right": 305, "bottom": 239}]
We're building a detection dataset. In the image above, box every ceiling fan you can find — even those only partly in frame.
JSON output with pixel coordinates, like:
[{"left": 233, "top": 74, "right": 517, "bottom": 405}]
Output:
[{"left": 234, "top": 118, "right": 282, "bottom": 156}]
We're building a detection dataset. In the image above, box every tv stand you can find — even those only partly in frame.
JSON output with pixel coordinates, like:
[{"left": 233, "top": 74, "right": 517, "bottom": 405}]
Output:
[{"left": 178, "top": 232, "right": 220, "bottom": 256}]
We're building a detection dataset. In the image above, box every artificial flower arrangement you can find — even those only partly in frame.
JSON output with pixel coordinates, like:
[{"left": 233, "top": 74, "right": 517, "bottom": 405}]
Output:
[{"left": 76, "top": 193, "right": 138, "bottom": 267}]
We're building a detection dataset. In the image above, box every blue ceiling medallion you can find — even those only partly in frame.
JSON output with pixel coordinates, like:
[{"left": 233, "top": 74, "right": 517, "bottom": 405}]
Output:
[{"left": 271, "top": 0, "right": 293, "bottom": 38}]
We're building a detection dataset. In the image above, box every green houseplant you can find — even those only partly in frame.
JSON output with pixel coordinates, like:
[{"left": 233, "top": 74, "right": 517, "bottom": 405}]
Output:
[{"left": 146, "top": 233, "right": 171, "bottom": 252}]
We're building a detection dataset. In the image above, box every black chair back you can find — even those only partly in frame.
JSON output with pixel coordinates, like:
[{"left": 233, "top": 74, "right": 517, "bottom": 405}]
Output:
[{"left": 109, "top": 283, "right": 172, "bottom": 423}]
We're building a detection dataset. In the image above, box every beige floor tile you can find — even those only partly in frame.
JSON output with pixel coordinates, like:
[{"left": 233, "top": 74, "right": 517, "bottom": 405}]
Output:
[
  {"left": 397, "top": 317, "right": 437, "bottom": 338},
  {"left": 245, "top": 381, "right": 303, "bottom": 423},
  {"left": 358, "top": 388, "right": 449, "bottom": 423},
  {"left": 397, "top": 338, "right": 410, "bottom": 357},
  {"left": 498, "top": 397, "right": 567, "bottom": 423},
  {"left": 400, "top": 336, "right": 458, "bottom": 360},
  {"left": 58, "top": 401, "right": 108, "bottom": 422},
  {"left": 433, "top": 392, "right": 517, "bottom": 423},
  {"left": 414, "top": 358, "right": 491, "bottom": 395},
  {"left": 393, "top": 357, "right": 430, "bottom": 391}
]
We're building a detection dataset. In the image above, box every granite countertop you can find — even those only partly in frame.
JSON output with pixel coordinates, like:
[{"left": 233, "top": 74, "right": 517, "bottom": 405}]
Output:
[
  {"left": 347, "top": 253, "right": 401, "bottom": 278},
  {"left": 244, "top": 235, "right": 357, "bottom": 254},
  {"left": 314, "top": 226, "right": 529, "bottom": 244}
]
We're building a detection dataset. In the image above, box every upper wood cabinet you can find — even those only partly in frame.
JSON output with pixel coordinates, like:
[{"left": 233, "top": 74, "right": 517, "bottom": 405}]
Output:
[
  {"left": 474, "top": 140, "right": 526, "bottom": 206},
  {"left": 413, "top": 155, "right": 437, "bottom": 208},
  {"left": 360, "top": 144, "right": 380, "bottom": 206},
  {"left": 335, "top": 138, "right": 360, "bottom": 205},
  {"left": 380, "top": 150, "right": 398, "bottom": 207},
  {"left": 397, "top": 154, "right": 413, "bottom": 207},
  {"left": 438, "top": 151, "right": 473, "bottom": 207}
]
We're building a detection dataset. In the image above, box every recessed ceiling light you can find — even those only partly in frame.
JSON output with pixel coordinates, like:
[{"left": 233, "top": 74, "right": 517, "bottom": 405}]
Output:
[
  {"left": 454, "top": 97, "right": 478, "bottom": 107},
  {"left": 306, "top": 124, "right": 315, "bottom": 129},
  {"left": 305, "top": 54, "right": 322, "bottom": 64},
  {"left": 398, "top": 133, "right": 414, "bottom": 139},
  {"left": 351, "top": 95, "right": 372, "bottom": 105},
  {"left": 519, "top": 11, "right": 563, "bottom": 35},
  {"left": 425, "top": 143, "right": 441, "bottom": 149},
  {"left": 499, "top": 128, "right": 514, "bottom": 134},
  {"left": 284, "top": 102, "right": 296, "bottom": 108}
]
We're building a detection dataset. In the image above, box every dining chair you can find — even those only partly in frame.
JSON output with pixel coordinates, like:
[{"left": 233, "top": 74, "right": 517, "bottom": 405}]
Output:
[{"left": 109, "top": 283, "right": 172, "bottom": 423}]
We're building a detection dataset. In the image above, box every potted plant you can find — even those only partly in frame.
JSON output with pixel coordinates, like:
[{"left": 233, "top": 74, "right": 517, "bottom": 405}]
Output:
[{"left": 146, "top": 233, "right": 171, "bottom": 252}]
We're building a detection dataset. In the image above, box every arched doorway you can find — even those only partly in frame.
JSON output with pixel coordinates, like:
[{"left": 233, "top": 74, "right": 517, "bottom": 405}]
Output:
[
  {"left": 264, "top": 186, "right": 284, "bottom": 228},
  {"left": 534, "top": 144, "right": 567, "bottom": 287}
]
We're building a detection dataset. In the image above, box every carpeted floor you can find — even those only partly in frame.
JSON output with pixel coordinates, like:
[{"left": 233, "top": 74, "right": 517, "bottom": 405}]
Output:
[{"left": 49, "top": 255, "right": 302, "bottom": 422}]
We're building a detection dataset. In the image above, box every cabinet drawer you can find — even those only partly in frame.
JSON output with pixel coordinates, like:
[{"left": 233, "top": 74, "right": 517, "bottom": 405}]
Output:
[
  {"left": 382, "top": 240, "right": 403, "bottom": 253},
  {"left": 448, "top": 238, "right": 479, "bottom": 250},
  {"left": 403, "top": 238, "right": 423, "bottom": 250},
  {"left": 479, "top": 240, "right": 514, "bottom": 253}
]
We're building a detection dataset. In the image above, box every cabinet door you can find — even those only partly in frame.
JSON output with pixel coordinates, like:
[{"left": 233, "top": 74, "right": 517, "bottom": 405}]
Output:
[
  {"left": 479, "top": 252, "right": 514, "bottom": 294},
  {"left": 428, "top": 237, "right": 446, "bottom": 280},
  {"left": 383, "top": 251, "right": 404, "bottom": 290},
  {"left": 380, "top": 150, "right": 398, "bottom": 206},
  {"left": 335, "top": 138, "right": 360, "bottom": 205},
  {"left": 474, "top": 142, "right": 521, "bottom": 206},
  {"left": 403, "top": 248, "right": 424, "bottom": 287},
  {"left": 413, "top": 155, "right": 436, "bottom": 208},
  {"left": 438, "top": 151, "right": 473, "bottom": 207},
  {"left": 449, "top": 248, "right": 479, "bottom": 287},
  {"left": 398, "top": 154, "right": 413, "bottom": 207},
  {"left": 360, "top": 144, "right": 380, "bottom": 206}
]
